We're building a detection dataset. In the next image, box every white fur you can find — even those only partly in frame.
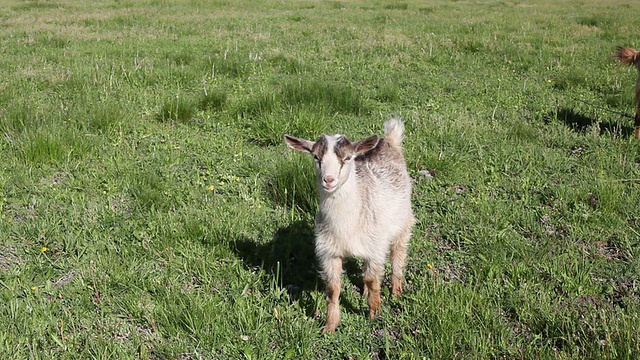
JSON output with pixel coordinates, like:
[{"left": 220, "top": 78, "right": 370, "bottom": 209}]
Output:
[
  {"left": 284, "top": 118, "right": 414, "bottom": 332},
  {"left": 314, "top": 119, "right": 412, "bottom": 265},
  {"left": 316, "top": 134, "right": 344, "bottom": 192},
  {"left": 315, "top": 168, "right": 412, "bottom": 264}
]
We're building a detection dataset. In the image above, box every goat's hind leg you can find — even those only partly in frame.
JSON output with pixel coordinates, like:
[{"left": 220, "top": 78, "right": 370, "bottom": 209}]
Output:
[
  {"left": 635, "top": 78, "right": 640, "bottom": 138},
  {"left": 363, "top": 261, "right": 384, "bottom": 319},
  {"left": 635, "top": 107, "right": 640, "bottom": 139},
  {"left": 390, "top": 221, "right": 413, "bottom": 296}
]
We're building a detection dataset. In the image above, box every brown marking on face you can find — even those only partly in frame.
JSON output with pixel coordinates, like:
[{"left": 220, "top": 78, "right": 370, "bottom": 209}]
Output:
[
  {"left": 333, "top": 136, "right": 355, "bottom": 165},
  {"left": 311, "top": 136, "right": 328, "bottom": 163}
]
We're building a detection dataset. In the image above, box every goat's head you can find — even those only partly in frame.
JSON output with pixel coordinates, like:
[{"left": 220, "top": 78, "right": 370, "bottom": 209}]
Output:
[{"left": 284, "top": 133, "right": 380, "bottom": 193}]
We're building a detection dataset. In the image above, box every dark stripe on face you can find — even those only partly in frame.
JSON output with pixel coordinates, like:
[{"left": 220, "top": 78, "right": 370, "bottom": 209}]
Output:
[
  {"left": 333, "top": 136, "right": 353, "bottom": 165},
  {"left": 311, "top": 136, "right": 328, "bottom": 163}
]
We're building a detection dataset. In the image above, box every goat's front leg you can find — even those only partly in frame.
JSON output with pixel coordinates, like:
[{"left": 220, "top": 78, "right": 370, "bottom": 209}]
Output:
[
  {"left": 322, "top": 256, "right": 343, "bottom": 332},
  {"left": 363, "top": 261, "right": 384, "bottom": 319}
]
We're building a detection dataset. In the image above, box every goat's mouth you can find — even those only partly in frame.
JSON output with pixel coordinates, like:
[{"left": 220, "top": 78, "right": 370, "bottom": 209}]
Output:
[{"left": 322, "top": 183, "right": 338, "bottom": 192}]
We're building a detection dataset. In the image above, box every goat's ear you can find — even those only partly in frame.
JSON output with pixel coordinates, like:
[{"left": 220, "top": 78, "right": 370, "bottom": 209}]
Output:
[
  {"left": 284, "top": 135, "right": 315, "bottom": 153},
  {"left": 354, "top": 135, "right": 380, "bottom": 155}
]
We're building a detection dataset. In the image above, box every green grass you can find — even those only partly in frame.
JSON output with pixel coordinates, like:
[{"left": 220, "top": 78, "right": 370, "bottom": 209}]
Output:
[
  {"left": 1, "top": 0, "right": 640, "bottom": 358},
  {"left": 158, "top": 93, "right": 197, "bottom": 123}
]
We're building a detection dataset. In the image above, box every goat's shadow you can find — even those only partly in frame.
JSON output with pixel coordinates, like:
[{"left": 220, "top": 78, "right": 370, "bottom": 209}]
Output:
[
  {"left": 230, "top": 220, "right": 365, "bottom": 317},
  {"left": 550, "top": 108, "right": 635, "bottom": 137}
]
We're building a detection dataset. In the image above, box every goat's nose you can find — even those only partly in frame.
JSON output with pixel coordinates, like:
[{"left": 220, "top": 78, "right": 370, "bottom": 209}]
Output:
[{"left": 324, "top": 175, "right": 335, "bottom": 185}]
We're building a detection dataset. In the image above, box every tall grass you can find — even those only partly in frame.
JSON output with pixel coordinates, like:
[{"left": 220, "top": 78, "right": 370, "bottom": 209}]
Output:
[
  {"left": 249, "top": 108, "right": 327, "bottom": 146},
  {"left": 158, "top": 94, "right": 197, "bottom": 123},
  {"left": 281, "top": 79, "right": 367, "bottom": 115},
  {"left": 235, "top": 78, "right": 367, "bottom": 120},
  {"left": 266, "top": 151, "right": 318, "bottom": 215}
]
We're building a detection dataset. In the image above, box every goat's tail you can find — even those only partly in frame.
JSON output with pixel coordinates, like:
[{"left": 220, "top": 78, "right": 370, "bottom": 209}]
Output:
[
  {"left": 613, "top": 46, "right": 640, "bottom": 68},
  {"left": 384, "top": 118, "right": 405, "bottom": 148}
]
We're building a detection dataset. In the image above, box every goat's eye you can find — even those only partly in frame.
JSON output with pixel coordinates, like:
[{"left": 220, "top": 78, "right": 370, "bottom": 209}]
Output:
[
  {"left": 343, "top": 156, "right": 351, "bottom": 162},
  {"left": 313, "top": 155, "right": 320, "bottom": 161}
]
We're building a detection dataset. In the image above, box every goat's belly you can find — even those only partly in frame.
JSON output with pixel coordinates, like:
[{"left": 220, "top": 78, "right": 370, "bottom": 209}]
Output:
[
  {"left": 344, "top": 237, "right": 378, "bottom": 259},
  {"left": 315, "top": 231, "right": 388, "bottom": 262},
  {"left": 315, "top": 207, "right": 410, "bottom": 261}
]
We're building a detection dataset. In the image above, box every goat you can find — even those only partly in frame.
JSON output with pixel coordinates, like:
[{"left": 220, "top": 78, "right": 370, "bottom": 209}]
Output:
[
  {"left": 613, "top": 46, "right": 640, "bottom": 138},
  {"left": 284, "top": 118, "right": 415, "bottom": 332}
]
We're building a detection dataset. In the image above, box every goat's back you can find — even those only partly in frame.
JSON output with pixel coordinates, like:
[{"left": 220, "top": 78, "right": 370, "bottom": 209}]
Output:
[
  {"left": 355, "top": 135, "right": 410, "bottom": 191},
  {"left": 353, "top": 135, "right": 413, "bottom": 247}
]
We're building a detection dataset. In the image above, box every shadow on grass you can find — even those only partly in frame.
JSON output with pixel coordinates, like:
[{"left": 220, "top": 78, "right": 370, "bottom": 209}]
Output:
[
  {"left": 551, "top": 108, "right": 635, "bottom": 137},
  {"left": 232, "top": 220, "right": 318, "bottom": 293},
  {"left": 230, "top": 220, "right": 363, "bottom": 317}
]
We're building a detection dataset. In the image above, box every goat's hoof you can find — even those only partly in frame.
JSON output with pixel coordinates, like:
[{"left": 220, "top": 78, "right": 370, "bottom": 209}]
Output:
[
  {"left": 323, "top": 324, "right": 337, "bottom": 333},
  {"left": 324, "top": 315, "right": 339, "bottom": 333},
  {"left": 391, "top": 281, "right": 403, "bottom": 296},
  {"left": 369, "top": 308, "right": 380, "bottom": 319}
]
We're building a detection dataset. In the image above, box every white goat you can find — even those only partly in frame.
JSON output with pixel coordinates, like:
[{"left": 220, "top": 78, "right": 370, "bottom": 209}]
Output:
[{"left": 284, "top": 118, "right": 415, "bottom": 332}]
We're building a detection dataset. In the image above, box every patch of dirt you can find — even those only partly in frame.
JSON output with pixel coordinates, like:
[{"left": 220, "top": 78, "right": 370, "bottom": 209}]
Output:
[
  {"left": 0, "top": 246, "right": 20, "bottom": 272},
  {"left": 434, "top": 263, "right": 465, "bottom": 282},
  {"left": 593, "top": 240, "right": 629, "bottom": 262},
  {"left": 540, "top": 213, "right": 568, "bottom": 236},
  {"left": 52, "top": 270, "right": 76, "bottom": 287},
  {"left": 606, "top": 279, "right": 640, "bottom": 308},
  {"left": 4, "top": 203, "right": 38, "bottom": 223},
  {"left": 40, "top": 171, "right": 68, "bottom": 186}
]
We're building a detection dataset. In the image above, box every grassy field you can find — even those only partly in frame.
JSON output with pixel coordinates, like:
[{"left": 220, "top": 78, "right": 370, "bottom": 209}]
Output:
[{"left": 1, "top": 0, "right": 640, "bottom": 358}]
